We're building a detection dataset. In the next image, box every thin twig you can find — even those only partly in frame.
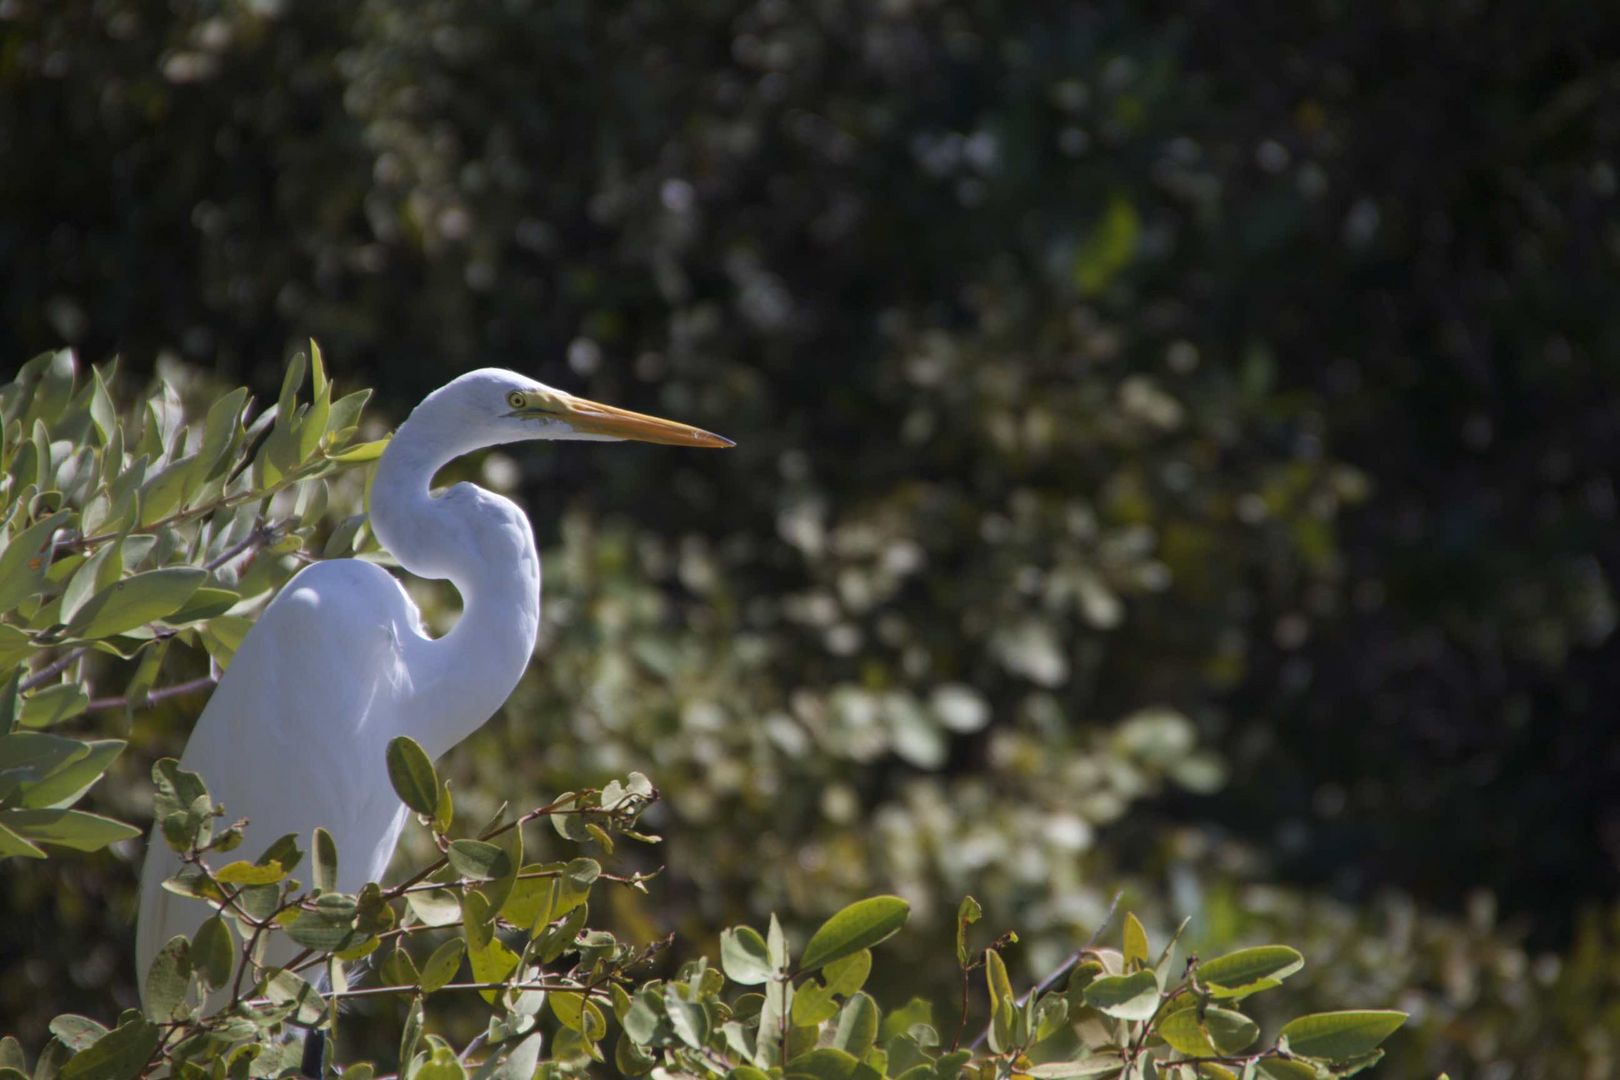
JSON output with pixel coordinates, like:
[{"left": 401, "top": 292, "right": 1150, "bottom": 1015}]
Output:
[
  {"left": 302, "top": 978, "right": 613, "bottom": 1002},
  {"left": 20, "top": 649, "right": 83, "bottom": 692},
  {"left": 87, "top": 674, "right": 216, "bottom": 712},
  {"left": 204, "top": 519, "right": 286, "bottom": 572}
]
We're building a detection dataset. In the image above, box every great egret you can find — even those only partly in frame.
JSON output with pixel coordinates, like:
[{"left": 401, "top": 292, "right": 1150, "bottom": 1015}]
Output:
[{"left": 136, "top": 368, "right": 731, "bottom": 999}]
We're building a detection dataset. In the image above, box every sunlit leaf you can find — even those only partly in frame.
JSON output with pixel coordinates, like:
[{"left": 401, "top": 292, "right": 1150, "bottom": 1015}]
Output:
[
  {"left": 799, "top": 896, "right": 910, "bottom": 972},
  {"left": 419, "top": 938, "right": 466, "bottom": 994},
  {"left": 1277, "top": 1011, "right": 1407, "bottom": 1061},
  {"left": 721, "top": 925, "right": 774, "bottom": 985},
  {"left": 386, "top": 736, "right": 439, "bottom": 815},
  {"left": 2, "top": 808, "right": 140, "bottom": 852},
  {"left": 57, "top": 1016, "right": 159, "bottom": 1080},
  {"left": 62, "top": 567, "right": 205, "bottom": 640},
  {"left": 1082, "top": 970, "right": 1160, "bottom": 1021}
]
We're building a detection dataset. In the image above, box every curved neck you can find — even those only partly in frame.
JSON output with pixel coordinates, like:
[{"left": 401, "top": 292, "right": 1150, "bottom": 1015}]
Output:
[{"left": 369, "top": 411, "right": 542, "bottom": 760}]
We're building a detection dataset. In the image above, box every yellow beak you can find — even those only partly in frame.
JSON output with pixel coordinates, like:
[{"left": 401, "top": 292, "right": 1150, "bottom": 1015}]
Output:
[{"left": 556, "top": 394, "right": 734, "bottom": 448}]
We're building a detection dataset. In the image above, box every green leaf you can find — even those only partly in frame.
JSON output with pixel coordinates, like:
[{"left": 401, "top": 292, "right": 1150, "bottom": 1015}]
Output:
[
  {"left": 550, "top": 990, "right": 588, "bottom": 1032},
  {"left": 1073, "top": 195, "right": 1140, "bottom": 296},
  {"left": 58, "top": 1016, "right": 159, "bottom": 1080},
  {"left": 60, "top": 541, "right": 120, "bottom": 628},
  {"left": 381, "top": 943, "right": 420, "bottom": 988},
  {"left": 193, "top": 387, "right": 249, "bottom": 484},
  {"left": 143, "top": 936, "right": 192, "bottom": 1022},
  {"left": 0, "top": 511, "right": 71, "bottom": 611},
  {"left": 791, "top": 980, "right": 839, "bottom": 1026},
  {"left": 150, "top": 758, "right": 207, "bottom": 819},
  {"left": 266, "top": 969, "right": 326, "bottom": 1024},
  {"left": 447, "top": 838, "right": 511, "bottom": 881},
  {"left": 400, "top": 994, "right": 425, "bottom": 1067},
  {"left": 955, "top": 895, "right": 981, "bottom": 967},
  {"left": 63, "top": 567, "right": 206, "bottom": 640},
  {"left": 325, "top": 389, "right": 372, "bottom": 443},
  {"left": 312, "top": 826, "right": 338, "bottom": 893},
  {"left": 1123, "top": 913, "right": 1149, "bottom": 969},
  {"left": 878, "top": 997, "right": 932, "bottom": 1042},
  {"left": 617, "top": 1035, "right": 657, "bottom": 1076},
  {"left": 254, "top": 831, "right": 303, "bottom": 876},
  {"left": 1082, "top": 971, "right": 1160, "bottom": 1021},
  {"left": 799, "top": 896, "right": 910, "bottom": 972},
  {"left": 500, "top": 868, "right": 558, "bottom": 931},
  {"left": 407, "top": 887, "right": 463, "bottom": 927},
  {"left": 664, "top": 985, "right": 711, "bottom": 1048},
  {"left": 326, "top": 438, "right": 389, "bottom": 463},
  {"left": 285, "top": 893, "right": 363, "bottom": 951},
  {"left": 419, "top": 937, "right": 465, "bottom": 993},
  {"left": 1157, "top": 1008, "right": 1216, "bottom": 1056},
  {"left": 48, "top": 1015, "right": 108, "bottom": 1052},
  {"left": 2, "top": 809, "right": 140, "bottom": 851},
  {"left": 433, "top": 780, "right": 454, "bottom": 835},
  {"left": 1198, "top": 946, "right": 1305, "bottom": 993},
  {"left": 191, "top": 916, "right": 234, "bottom": 991},
  {"left": 0, "top": 733, "right": 87, "bottom": 801},
  {"left": 1256, "top": 1062, "right": 1321, "bottom": 1080},
  {"left": 386, "top": 736, "right": 439, "bottom": 815},
  {"left": 138, "top": 455, "right": 198, "bottom": 525},
  {"left": 721, "top": 925, "right": 774, "bottom": 985},
  {"left": 0, "top": 1036, "right": 22, "bottom": 1072},
  {"left": 0, "top": 625, "right": 31, "bottom": 669},
  {"left": 163, "top": 586, "right": 240, "bottom": 626},
  {"left": 467, "top": 935, "right": 519, "bottom": 1005},
  {"left": 985, "top": 948, "right": 1015, "bottom": 1015},
  {"left": 830, "top": 992, "right": 879, "bottom": 1057},
  {"left": 784, "top": 1047, "right": 859, "bottom": 1080},
  {"left": 767, "top": 912, "right": 790, "bottom": 970},
  {"left": 17, "top": 684, "right": 89, "bottom": 730},
  {"left": 31, "top": 1037, "right": 71, "bottom": 1080},
  {"left": 1033, "top": 994, "right": 1069, "bottom": 1043},
  {"left": 308, "top": 340, "right": 329, "bottom": 401},
  {"left": 1277, "top": 1011, "right": 1407, "bottom": 1061},
  {"left": 87, "top": 366, "right": 117, "bottom": 443},
  {"left": 822, "top": 949, "right": 872, "bottom": 997},
  {"left": 212, "top": 860, "right": 288, "bottom": 886},
  {"left": 487, "top": 1033, "right": 543, "bottom": 1080},
  {"left": 623, "top": 988, "right": 663, "bottom": 1044},
  {"left": 1023, "top": 1059, "right": 1128, "bottom": 1079},
  {"left": 14, "top": 738, "right": 124, "bottom": 811},
  {"left": 1206, "top": 1007, "right": 1260, "bottom": 1055}
]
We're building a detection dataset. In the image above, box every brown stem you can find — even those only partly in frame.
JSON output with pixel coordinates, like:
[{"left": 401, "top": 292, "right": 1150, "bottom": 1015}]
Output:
[
  {"left": 953, "top": 963, "right": 972, "bottom": 1051},
  {"left": 20, "top": 649, "right": 83, "bottom": 692},
  {"left": 88, "top": 674, "right": 216, "bottom": 712}
]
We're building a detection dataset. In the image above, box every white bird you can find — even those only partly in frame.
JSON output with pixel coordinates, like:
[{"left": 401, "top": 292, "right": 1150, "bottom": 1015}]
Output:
[{"left": 136, "top": 368, "right": 730, "bottom": 1000}]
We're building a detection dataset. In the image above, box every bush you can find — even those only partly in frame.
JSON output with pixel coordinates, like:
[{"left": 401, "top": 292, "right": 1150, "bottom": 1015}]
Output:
[
  {"left": 0, "top": 352, "right": 1407, "bottom": 1077},
  {"left": 25, "top": 745, "right": 1402, "bottom": 1079}
]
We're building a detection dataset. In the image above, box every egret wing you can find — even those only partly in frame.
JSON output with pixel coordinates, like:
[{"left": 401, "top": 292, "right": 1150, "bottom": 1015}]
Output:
[{"left": 135, "top": 558, "right": 422, "bottom": 995}]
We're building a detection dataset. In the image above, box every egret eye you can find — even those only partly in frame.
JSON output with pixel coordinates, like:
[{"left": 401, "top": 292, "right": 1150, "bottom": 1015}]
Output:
[{"left": 507, "top": 390, "right": 527, "bottom": 409}]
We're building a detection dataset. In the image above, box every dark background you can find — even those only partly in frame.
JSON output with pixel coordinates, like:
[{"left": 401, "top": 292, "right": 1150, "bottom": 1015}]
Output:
[{"left": 3, "top": 1, "right": 1619, "bottom": 1072}]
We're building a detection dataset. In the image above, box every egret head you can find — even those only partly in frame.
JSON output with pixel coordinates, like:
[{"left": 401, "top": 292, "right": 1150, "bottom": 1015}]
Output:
[{"left": 420, "top": 368, "right": 733, "bottom": 451}]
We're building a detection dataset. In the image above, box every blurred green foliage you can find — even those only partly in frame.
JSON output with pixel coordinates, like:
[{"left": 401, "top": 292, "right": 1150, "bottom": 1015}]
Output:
[{"left": 2, "top": 0, "right": 1619, "bottom": 1075}]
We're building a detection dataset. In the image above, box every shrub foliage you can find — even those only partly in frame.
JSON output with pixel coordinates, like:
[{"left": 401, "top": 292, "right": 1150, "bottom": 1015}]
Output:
[{"left": 0, "top": 353, "right": 1403, "bottom": 1076}]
